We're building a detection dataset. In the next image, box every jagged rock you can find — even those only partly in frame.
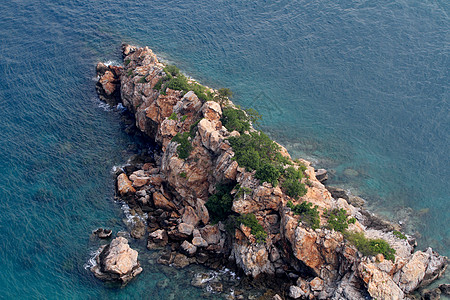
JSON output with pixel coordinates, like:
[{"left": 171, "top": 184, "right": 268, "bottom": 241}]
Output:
[
  {"left": 326, "top": 186, "right": 349, "bottom": 201},
  {"left": 182, "top": 206, "right": 200, "bottom": 226},
  {"left": 315, "top": 169, "right": 328, "bottom": 182},
  {"left": 289, "top": 285, "right": 305, "bottom": 299},
  {"left": 199, "top": 225, "right": 220, "bottom": 245},
  {"left": 310, "top": 277, "right": 324, "bottom": 291},
  {"left": 93, "top": 228, "right": 112, "bottom": 239},
  {"left": 117, "top": 173, "right": 136, "bottom": 197},
  {"left": 130, "top": 218, "right": 146, "bottom": 239},
  {"left": 178, "top": 223, "right": 194, "bottom": 236},
  {"left": 192, "top": 237, "right": 208, "bottom": 247},
  {"left": 181, "top": 240, "right": 197, "bottom": 256},
  {"left": 91, "top": 237, "right": 142, "bottom": 284},
  {"left": 172, "top": 253, "right": 190, "bottom": 268},
  {"left": 147, "top": 229, "right": 168, "bottom": 249},
  {"left": 153, "top": 192, "right": 176, "bottom": 211},
  {"left": 201, "top": 101, "right": 222, "bottom": 121}
]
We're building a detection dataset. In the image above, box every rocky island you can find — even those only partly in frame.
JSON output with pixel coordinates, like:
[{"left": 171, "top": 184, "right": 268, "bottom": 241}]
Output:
[{"left": 93, "top": 44, "right": 448, "bottom": 299}]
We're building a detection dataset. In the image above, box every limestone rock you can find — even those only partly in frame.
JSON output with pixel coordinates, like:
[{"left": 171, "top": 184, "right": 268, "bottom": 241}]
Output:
[
  {"left": 192, "top": 237, "right": 208, "bottom": 247},
  {"left": 180, "top": 240, "right": 197, "bottom": 256},
  {"left": 172, "top": 253, "right": 190, "bottom": 268},
  {"left": 91, "top": 237, "right": 142, "bottom": 284},
  {"left": 153, "top": 192, "right": 176, "bottom": 211},
  {"left": 200, "top": 225, "right": 220, "bottom": 245},
  {"left": 178, "top": 223, "right": 194, "bottom": 236},
  {"left": 201, "top": 101, "right": 222, "bottom": 121},
  {"left": 147, "top": 229, "right": 168, "bottom": 249},
  {"left": 182, "top": 206, "right": 200, "bottom": 226},
  {"left": 117, "top": 173, "right": 136, "bottom": 197}
]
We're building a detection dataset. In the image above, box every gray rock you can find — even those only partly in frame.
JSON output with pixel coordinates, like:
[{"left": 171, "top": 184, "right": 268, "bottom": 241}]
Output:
[
  {"left": 192, "top": 237, "right": 208, "bottom": 247},
  {"left": 181, "top": 240, "right": 197, "bottom": 256},
  {"left": 178, "top": 223, "right": 194, "bottom": 236},
  {"left": 315, "top": 169, "right": 328, "bottom": 182}
]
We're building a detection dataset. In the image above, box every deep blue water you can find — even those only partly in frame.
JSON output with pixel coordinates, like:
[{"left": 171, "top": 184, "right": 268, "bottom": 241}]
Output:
[{"left": 0, "top": 0, "right": 448, "bottom": 298}]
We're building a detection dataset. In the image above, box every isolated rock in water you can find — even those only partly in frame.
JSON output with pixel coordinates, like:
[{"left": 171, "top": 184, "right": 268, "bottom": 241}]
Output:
[
  {"left": 91, "top": 237, "right": 142, "bottom": 284},
  {"left": 93, "top": 228, "right": 112, "bottom": 239}
]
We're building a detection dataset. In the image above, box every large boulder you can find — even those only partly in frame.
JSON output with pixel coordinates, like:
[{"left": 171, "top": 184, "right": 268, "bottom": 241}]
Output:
[
  {"left": 117, "top": 173, "right": 136, "bottom": 197},
  {"left": 91, "top": 237, "right": 142, "bottom": 284}
]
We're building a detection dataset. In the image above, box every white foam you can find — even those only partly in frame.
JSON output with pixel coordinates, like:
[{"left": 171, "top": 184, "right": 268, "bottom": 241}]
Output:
[{"left": 83, "top": 248, "right": 102, "bottom": 270}]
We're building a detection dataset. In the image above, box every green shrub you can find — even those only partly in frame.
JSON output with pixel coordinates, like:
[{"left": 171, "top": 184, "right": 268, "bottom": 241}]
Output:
[
  {"left": 126, "top": 69, "right": 133, "bottom": 77},
  {"left": 181, "top": 115, "right": 188, "bottom": 122},
  {"left": 124, "top": 59, "right": 131, "bottom": 66},
  {"left": 205, "top": 182, "right": 236, "bottom": 222},
  {"left": 179, "top": 172, "right": 187, "bottom": 178},
  {"left": 393, "top": 230, "right": 407, "bottom": 240},
  {"left": 171, "top": 132, "right": 193, "bottom": 159},
  {"left": 255, "top": 163, "right": 282, "bottom": 187},
  {"left": 221, "top": 107, "right": 251, "bottom": 134},
  {"left": 190, "top": 83, "right": 213, "bottom": 102},
  {"left": 237, "top": 214, "right": 267, "bottom": 243},
  {"left": 325, "top": 208, "right": 353, "bottom": 232},
  {"left": 167, "top": 74, "right": 190, "bottom": 91},
  {"left": 344, "top": 231, "right": 396, "bottom": 261},
  {"left": 215, "top": 88, "right": 233, "bottom": 104},
  {"left": 168, "top": 112, "right": 178, "bottom": 121},
  {"left": 138, "top": 76, "right": 147, "bottom": 83},
  {"left": 189, "top": 118, "right": 202, "bottom": 138},
  {"left": 228, "top": 131, "right": 288, "bottom": 171},
  {"left": 164, "top": 65, "right": 180, "bottom": 76},
  {"left": 287, "top": 200, "right": 320, "bottom": 230},
  {"left": 235, "top": 184, "right": 253, "bottom": 198},
  {"left": 281, "top": 166, "right": 307, "bottom": 199}
]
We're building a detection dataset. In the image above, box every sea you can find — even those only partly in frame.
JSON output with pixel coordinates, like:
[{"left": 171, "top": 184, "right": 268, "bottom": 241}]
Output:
[{"left": 0, "top": 0, "right": 448, "bottom": 298}]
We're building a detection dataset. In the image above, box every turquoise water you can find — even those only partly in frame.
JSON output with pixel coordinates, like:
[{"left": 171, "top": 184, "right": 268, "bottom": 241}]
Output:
[{"left": 0, "top": 0, "right": 448, "bottom": 297}]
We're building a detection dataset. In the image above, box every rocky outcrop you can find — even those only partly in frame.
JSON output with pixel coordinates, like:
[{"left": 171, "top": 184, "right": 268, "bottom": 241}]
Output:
[
  {"left": 95, "top": 44, "right": 448, "bottom": 299},
  {"left": 91, "top": 237, "right": 142, "bottom": 284}
]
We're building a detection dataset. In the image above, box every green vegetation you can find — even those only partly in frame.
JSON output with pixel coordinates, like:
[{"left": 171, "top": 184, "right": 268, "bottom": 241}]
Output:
[
  {"left": 221, "top": 107, "right": 262, "bottom": 134},
  {"left": 179, "top": 172, "right": 187, "bottom": 178},
  {"left": 164, "top": 65, "right": 180, "bottom": 76},
  {"left": 393, "top": 230, "right": 407, "bottom": 240},
  {"left": 181, "top": 115, "right": 188, "bottom": 122},
  {"left": 168, "top": 112, "right": 178, "bottom": 121},
  {"left": 124, "top": 59, "right": 131, "bottom": 66},
  {"left": 281, "top": 166, "right": 307, "bottom": 199},
  {"left": 138, "top": 76, "right": 147, "bottom": 83},
  {"left": 237, "top": 214, "right": 267, "bottom": 243},
  {"left": 344, "top": 231, "right": 396, "bottom": 261},
  {"left": 126, "top": 69, "right": 133, "bottom": 77},
  {"left": 324, "top": 208, "right": 355, "bottom": 232},
  {"left": 221, "top": 108, "right": 251, "bottom": 134},
  {"left": 151, "top": 64, "right": 213, "bottom": 101},
  {"left": 235, "top": 184, "right": 253, "bottom": 198},
  {"left": 228, "top": 131, "right": 288, "bottom": 171},
  {"left": 287, "top": 200, "right": 320, "bottom": 230},
  {"left": 205, "top": 182, "right": 236, "bottom": 222},
  {"left": 215, "top": 88, "right": 233, "bottom": 104},
  {"left": 171, "top": 132, "right": 193, "bottom": 159},
  {"left": 255, "top": 163, "right": 282, "bottom": 187},
  {"left": 189, "top": 118, "right": 202, "bottom": 138}
]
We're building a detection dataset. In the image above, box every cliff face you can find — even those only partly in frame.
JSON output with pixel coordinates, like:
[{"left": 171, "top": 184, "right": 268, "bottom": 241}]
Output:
[{"left": 96, "top": 45, "right": 448, "bottom": 300}]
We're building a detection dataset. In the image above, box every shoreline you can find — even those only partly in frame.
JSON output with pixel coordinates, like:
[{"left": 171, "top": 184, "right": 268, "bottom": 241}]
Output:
[{"left": 92, "top": 44, "right": 448, "bottom": 299}]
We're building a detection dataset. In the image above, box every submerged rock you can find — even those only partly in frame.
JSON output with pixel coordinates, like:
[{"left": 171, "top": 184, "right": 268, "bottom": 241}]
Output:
[{"left": 91, "top": 237, "right": 142, "bottom": 284}]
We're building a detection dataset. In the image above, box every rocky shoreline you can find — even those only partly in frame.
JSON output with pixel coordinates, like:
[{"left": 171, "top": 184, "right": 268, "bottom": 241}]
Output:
[{"left": 91, "top": 44, "right": 448, "bottom": 299}]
